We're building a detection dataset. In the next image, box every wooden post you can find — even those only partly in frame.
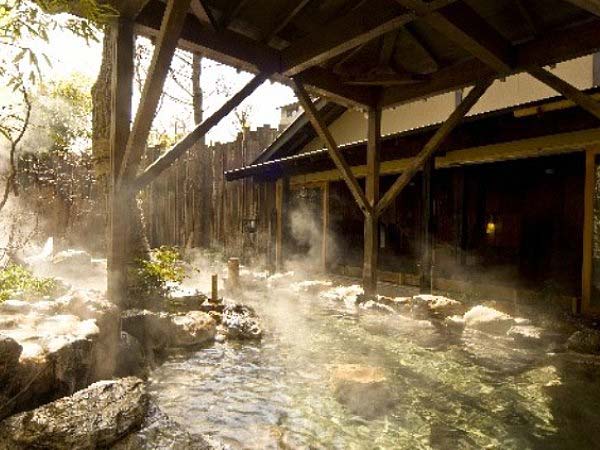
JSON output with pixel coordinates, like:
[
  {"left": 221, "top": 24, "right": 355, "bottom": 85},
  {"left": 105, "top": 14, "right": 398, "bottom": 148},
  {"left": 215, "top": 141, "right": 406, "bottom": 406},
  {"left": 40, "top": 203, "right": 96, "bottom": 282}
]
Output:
[
  {"left": 582, "top": 147, "right": 598, "bottom": 315},
  {"left": 211, "top": 273, "right": 219, "bottom": 302},
  {"left": 363, "top": 106, "right": 381, "bottom": 297},
  {"left": 275, "top": 178, "right": 286, "bottom": 271},
  {"left": 420, "top": 157, "right": 434, "bottom": 293},
  {"left": 107, "top": 17, "right": 134, "bottom": 307},
  {"left": 321, "top": 181, "right": 330, "bottom": 272}
]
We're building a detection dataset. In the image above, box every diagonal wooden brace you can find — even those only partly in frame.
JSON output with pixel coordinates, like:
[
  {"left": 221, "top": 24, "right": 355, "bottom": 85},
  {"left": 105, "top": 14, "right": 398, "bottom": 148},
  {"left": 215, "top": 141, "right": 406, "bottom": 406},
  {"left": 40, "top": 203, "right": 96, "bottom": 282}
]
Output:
[
  {"left": 133, "top": 72, "right": 268, "bottom": 190},
  {"left": 292, "top": 80, "right": 372, "bottom": 215},
  {"left": 528, "top": 66, "right": 600, "bottom": 121},
  {"left": 118, "top": 0, "right": 192, "bottom": 186},
  {"left": 375, "top": 78, "right": 493, "bottom": 216}
]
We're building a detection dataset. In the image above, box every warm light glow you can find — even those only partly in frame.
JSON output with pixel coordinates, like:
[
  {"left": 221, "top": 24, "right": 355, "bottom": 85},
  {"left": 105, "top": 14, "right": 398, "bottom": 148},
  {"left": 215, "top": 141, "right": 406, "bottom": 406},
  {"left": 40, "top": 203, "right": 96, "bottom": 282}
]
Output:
[{"left": 486, "top": 220, "right": 496, "bottom": 235}]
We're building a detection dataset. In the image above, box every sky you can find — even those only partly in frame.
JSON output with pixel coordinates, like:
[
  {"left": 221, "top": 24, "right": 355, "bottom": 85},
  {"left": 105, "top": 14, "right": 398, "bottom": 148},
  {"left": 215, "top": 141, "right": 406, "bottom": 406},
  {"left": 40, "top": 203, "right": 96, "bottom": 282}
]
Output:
[{"left": 31, "top": 23, "right": 297, "bottom": 144}]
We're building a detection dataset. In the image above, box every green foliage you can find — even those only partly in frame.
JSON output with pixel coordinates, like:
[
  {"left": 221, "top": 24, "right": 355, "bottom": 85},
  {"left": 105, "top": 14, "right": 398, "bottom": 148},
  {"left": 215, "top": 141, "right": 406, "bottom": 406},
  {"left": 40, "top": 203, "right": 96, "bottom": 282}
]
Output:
[
  {"left": 133, "top": 246, "right": 186, "bottom": 298},
  {"left": 0, "top": 263, "right": 58, "bottom": 301}
]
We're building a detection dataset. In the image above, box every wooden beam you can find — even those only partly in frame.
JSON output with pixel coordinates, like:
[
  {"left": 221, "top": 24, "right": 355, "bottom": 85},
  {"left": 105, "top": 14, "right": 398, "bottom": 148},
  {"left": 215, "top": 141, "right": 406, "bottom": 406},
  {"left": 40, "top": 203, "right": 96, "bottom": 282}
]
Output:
[
  {"left": 396, "top": 0, "right": 514, "bottom": 73},
  {"left": 582, "top": 146, "right": 600, "bottom": 314},
  {"left": 376, "top": 78, "right": 492, "bottom": 216},
  {"left": 343, "top": 72, "right": 428, "bottom": 86},
  {"left": 293, "top": 80, "right": 372, "bottom": 215},
  {"left": 528, "top": 66, "right": 600, "bottom": 121},
  {"left": 281, "top": 0, "right": 456, "bottom": 76},
  {"left": 363, "top": 106, "right": 381, "bottom": 297},
  {"left": 263, "top": 0, "right": 311, "bottom": 43},
  {"left": 220, "top": 0, "right": 252, "bottom": 29},
  {"left": 118, "top": 0, "right": 191, "bottom": 184},
  {"left": 383, "top": 18, "right": 600, "bottom": 107},
  {"left": 134, "top": 73, "right": 267, "bottom": 190},
  {"left": 379, "top": 30, "right": 399, "bottom": 69},
  {"left": 563, "top": 0, "right": 600, "bottom": 17},
  {"left": 322, "top": 181, "right": 330, "bottom": 272},
  {"left": 275, "top": 178, "right": 287, "bottom": 271},
  {"left": 107, "top": 17, "right": 135, "bottom": 307},
  {"left": 190, "top": 0, "right": 217, "bottom": 29}
]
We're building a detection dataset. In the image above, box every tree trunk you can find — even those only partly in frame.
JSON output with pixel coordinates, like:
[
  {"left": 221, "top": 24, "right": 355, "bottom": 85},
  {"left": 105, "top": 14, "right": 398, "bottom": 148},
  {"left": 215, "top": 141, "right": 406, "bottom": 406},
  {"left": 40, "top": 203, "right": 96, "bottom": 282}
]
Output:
[{"left": 93, "top": 29, "right": 150, "bottom": 300}]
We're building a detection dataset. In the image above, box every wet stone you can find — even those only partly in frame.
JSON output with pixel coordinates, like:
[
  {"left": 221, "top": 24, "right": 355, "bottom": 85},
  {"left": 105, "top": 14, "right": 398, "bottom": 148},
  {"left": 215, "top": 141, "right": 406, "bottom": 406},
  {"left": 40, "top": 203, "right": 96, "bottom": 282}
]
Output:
[
  {"left": 222, "top": 304, "right": 262, "bottom": 340},
  {"left": 0, "top": 377, "right": 149, "bottom": 450},
  {"left": 464, "top": 305, "right": 515, "bottom": 335},
  {"left": 566, "top": 330, "right": 600, "bottom": 355}
]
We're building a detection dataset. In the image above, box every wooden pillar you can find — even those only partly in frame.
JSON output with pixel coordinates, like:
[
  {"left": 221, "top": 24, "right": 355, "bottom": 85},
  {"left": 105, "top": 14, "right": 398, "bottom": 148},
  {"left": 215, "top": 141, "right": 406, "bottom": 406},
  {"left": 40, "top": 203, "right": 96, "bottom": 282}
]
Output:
[
  {"left": 363, "top": 106, "right": 381, "bottom": 297},
  {"left": 107, "top": 18, "right": 134, "bottom": 307},
  {"left": 275, "top": 178, "right": 287, "bottom": 271},
  {"left": 582, "top": 147, "right": 598, "bottom": 315},
  {"left": 321, "top": 181, "right": 330, "bottom": 272},
  {"left": 420, "top": 156, "right": 434, "bottom": 293}
]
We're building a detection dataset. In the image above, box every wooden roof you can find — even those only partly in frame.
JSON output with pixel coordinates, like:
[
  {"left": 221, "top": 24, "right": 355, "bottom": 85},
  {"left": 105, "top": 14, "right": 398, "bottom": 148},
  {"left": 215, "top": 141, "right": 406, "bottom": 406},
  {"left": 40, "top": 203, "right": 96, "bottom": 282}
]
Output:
[
  {"left": 224, "top": 86, "right": 600, "bottom": 180},
  {"left": 130, "top": 0, "right": 600, "bottom": 109}
]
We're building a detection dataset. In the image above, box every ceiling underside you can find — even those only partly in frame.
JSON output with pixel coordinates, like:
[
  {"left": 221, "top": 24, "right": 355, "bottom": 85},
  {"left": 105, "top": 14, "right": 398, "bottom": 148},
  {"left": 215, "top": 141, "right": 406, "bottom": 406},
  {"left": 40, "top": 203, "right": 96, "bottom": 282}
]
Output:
[{"left": 132, "top": 0, "right": 600, "bottom": 108}]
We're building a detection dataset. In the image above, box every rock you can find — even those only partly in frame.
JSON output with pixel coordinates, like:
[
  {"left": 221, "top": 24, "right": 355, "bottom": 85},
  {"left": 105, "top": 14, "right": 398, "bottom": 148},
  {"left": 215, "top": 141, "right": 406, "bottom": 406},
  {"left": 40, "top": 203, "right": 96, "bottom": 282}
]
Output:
[
  {"left": 442, "top": 315, "right": 466, "bottom": 334},
  {"left": 0, "top": 335, "right": 22, "bottom": 382},
  {"left": 0, "top": 377, "right": 149, "bottom": 450},
  {"left": 291, "top": 280, "right": 333, "bottom": 294},
  {"left": 377, "top": 296, "right": 412, "bottom": 314},
  {"left": 0, "top": 299, "right": 31, "bottom": 314},
  {"left": 52, "top": 249, "right": 92, "bottom": 269},
  {"left": 121, "top": 309, "right": 173, "bottom": 353},
  {"left": 222, "top": 304, "right": 262, "bottom": 340},
  {"left": 111, "top": 401, "right": 214, "bottom": 450},
  {"left": 507, "top": 325, "right": 546, "bottom": 346},
  {"left": 170, "top": 311, "right": 217, "bottom": 347},
  {"left": 412, "top": 295, "right": 465, "bottom": 319},
  {"left": 330, "top": 364, "right": 397, "bottom": 419},
  {"left": 566, "top": 330, "right": 600, "bottom": 354},
  {"left": 319, "top": 285, "right": 364, "bottom": 305},
  {"left": 464, "top": 305, "right": 515, "bottom": 334},
  {"left": 358, "top": 300, "right": 395, "bottom": 314},
  {"left": 116, "top": 332, "right": 147, "bottom": 377}
]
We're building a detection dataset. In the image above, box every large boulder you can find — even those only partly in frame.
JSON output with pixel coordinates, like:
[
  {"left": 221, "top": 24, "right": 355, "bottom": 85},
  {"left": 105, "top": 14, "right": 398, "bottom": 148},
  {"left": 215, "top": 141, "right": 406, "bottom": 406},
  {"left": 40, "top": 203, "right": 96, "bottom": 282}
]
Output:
[
  {"left": 0, "top": 377, "right": 149, "bottom": 450},
  {"left": 464, "top": 305, "right": 515, "bottom": 335},
  {"left": 121, "top": 309, "right": 173, "bottom": 353},
  {"left": 170, "top": 311, "right": 217, "bottom": 347},
  {"left": 221, "top": 304, "right": 262, "bottom": 340},
  {"left": 566, "top": 330, "right": 600, "bottom": 354},
  {"left": 116, "top": 332, "right": 147, "bottom": 378},
  {"left": 330, "top": 364, "right": 397, "bottom": 419}
]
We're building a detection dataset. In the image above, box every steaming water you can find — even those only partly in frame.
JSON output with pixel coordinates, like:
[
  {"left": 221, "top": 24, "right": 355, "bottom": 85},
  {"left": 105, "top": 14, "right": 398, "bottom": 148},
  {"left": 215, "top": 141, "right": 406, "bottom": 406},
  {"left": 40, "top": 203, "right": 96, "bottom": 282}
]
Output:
[{"left": 149, "top": 275, "right": 600, "bottom": 449}]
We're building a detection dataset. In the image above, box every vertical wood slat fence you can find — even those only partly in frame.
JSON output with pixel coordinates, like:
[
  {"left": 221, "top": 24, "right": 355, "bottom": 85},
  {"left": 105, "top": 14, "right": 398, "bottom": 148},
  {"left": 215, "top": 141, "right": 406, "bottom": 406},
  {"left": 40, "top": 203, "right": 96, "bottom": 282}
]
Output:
[{"left": 141, "top": 125, "right": 279, "bottom": 259}]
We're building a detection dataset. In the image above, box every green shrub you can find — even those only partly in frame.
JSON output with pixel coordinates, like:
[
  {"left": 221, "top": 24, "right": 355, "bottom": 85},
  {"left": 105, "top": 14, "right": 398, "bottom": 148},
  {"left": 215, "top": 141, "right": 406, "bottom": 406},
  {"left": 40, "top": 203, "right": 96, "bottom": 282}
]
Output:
[
  {"left": 133, "top": 246, "right": 185, "bottom": 298},
  {"left": 0, "top": 264, "right": 58, "bottom": 302}
]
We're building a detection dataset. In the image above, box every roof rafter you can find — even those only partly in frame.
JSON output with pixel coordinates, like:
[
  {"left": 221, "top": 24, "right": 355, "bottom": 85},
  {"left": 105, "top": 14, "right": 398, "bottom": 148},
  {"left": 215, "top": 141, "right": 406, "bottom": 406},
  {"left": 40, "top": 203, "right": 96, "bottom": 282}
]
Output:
[
  {"left": 190, "top": 0, "right": 217, "bottom": 29},
  {"left": 383, "top": 18, "right": 600, "bottom": 106},
  {"left": 262, "top": 0, "right": 311, "bottom": 43},
  {"left": 395, "top": 0, "right": 514, "bottom": 73},
  {"left": 563, "top": 0, "right": 600, "bottom": 17},
  {"left": 281, "top": 0, "right": 457, "bottom": 76}
]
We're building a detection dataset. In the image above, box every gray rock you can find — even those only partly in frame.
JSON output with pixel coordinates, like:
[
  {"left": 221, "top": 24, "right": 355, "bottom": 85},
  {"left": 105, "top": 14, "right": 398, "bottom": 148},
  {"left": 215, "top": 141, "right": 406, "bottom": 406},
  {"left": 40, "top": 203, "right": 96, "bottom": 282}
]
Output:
[
  {"left": 464, "top": 305, "right": 515, "bottom": 335},
  {"left": 111, "top": 401, "right": 213, "bottom": 450},
  {"left": 116, "top": 332, "right": 147, "bottom": 378},
  {"left": 121, "top": 309, "right": 173, "bottom": 352},
  {"left": 566, "top": 330, "right": 600, "bottom": 354},
  {"left": 170, "top": 311, "right": 217, "bottom": 347},
  {"left": 0, "top": 300, "right": 31, "bottom": 314},
  {"left": 412, "top": 295, "right": 466, "bottom": 319},
  {"left": 0, "top": 377, "right": 148, "bottom": 450},
  {"left": 0, "top": 335, "right": 22, "bottom": 382},
  {"left": 222, "top": 304, "right": 262, "bottom": 340},
  {"left": 507, "top": 325, "right": 546, "bottom": 346}
]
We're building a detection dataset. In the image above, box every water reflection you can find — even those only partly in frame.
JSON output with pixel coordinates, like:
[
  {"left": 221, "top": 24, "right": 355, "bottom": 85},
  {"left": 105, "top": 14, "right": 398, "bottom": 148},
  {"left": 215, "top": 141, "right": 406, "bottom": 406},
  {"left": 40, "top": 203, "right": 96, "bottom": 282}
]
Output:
[{"left": 149, "top": 274, "right": 600, "bottom": 449}]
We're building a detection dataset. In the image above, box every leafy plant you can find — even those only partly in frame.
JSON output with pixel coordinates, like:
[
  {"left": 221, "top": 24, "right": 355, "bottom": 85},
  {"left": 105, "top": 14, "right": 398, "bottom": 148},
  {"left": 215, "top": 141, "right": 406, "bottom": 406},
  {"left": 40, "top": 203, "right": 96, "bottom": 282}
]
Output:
[
  {"left": 0, "top": 263, "right": 58, "bottom": 301},
  {"left": 133, "top": 246, "right": 185, "bottom": 298}
]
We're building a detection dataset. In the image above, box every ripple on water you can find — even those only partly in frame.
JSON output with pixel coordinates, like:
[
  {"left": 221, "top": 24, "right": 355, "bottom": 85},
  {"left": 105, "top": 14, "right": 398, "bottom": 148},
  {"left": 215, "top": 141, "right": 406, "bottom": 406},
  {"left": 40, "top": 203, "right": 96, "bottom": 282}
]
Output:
[{"left": 149, "top": 278, "right": 600, "bottom": 449}]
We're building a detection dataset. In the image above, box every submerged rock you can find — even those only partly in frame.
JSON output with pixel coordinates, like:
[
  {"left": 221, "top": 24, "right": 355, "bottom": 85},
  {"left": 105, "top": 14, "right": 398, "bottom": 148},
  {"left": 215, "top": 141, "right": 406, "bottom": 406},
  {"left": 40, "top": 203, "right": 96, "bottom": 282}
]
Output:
[
  {"left": 566, "top": 330, "right": 600, "bottom": 354},
  {"left": 0, "top": 377, "right": 148, "bottom": 450},
  {"left": 330, "top": 364, "right": 397, "bottom": 419},
  {"left": 112, "top": 401, "right": 215, "bottom": 450},
  {"left": 507, "top": 325, "right": 547, "bottom": 347},
  {"left": 170, "top": 311, "right": 217, "bottom": 347},
  {"left": 222, "top": 304, "right": 262, "bottom": 340},
  {"left": 464, "top": 305, "right": 515, "bottom": 335}
]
